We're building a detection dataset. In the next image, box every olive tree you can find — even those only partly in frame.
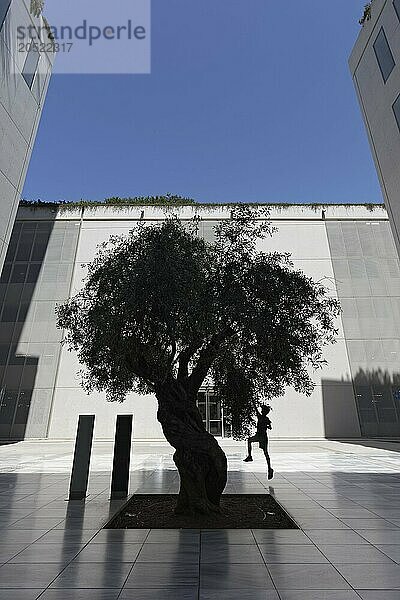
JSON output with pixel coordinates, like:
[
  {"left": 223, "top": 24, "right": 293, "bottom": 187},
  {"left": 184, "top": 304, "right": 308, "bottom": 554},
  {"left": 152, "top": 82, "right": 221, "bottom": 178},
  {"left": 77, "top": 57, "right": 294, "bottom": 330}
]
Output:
[{"left": 56, "top": 206, "right": 340, "bottom": 515}]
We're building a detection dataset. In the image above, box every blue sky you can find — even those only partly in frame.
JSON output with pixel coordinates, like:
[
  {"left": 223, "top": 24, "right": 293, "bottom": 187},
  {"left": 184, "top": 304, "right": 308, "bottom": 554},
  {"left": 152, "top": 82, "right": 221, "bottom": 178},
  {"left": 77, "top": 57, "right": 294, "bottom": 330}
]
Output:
[{"left": 23, "top": 0, "right": 383, "bottom": 205}]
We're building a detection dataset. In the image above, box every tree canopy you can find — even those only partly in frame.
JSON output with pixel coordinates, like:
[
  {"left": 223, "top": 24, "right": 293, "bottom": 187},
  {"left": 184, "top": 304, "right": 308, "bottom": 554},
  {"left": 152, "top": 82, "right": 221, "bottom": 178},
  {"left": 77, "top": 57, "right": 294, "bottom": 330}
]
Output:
[{"left": 57, "top": 206, "right": 340, "bottom": 441}]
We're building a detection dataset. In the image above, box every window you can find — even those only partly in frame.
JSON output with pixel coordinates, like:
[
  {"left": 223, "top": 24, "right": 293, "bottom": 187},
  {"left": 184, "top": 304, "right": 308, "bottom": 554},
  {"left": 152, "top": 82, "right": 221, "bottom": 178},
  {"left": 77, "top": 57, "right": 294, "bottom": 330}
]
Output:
[
  {"left": 394, "top": 0, "right": 400, "bottom": 21},
  {"left": 0, "top": 0, "right": 11, "bottom": 32},
  {"left": 393, "top": 93, "right": 400, "bottom": 132},
  {"left": 373, "top": 27, "right": 395, "bottom": 82},
  {"left": 22, "top": 43, "right": 40, "bottom": 89}
]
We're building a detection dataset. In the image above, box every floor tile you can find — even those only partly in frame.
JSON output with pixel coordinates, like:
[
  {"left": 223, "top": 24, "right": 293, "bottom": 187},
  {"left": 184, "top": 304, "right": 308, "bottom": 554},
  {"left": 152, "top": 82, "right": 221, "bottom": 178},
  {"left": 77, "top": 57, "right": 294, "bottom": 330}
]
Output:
[
  {"left": 137, "top": 543, "right": 199, "bottom": 563},
  {"left": 9, "top": 543, "right": 83, "bottom": 565},
  {"left": 39, "top": 591, "right": 120, "bottom": 599},
  {"left": 259, "top": 543, "right": 327, "bottom": 563},
  {"left": 305, "top": 530, "right": 369, "bottom": 545},
  {"left": 356, "top": 530, "right": 400, "bottom": 544},
  {"left": 201, "top": 530, "right": 255, "bottom": 544},
  {"left": 37, "top": 530, "right": 97, "bottom": 544},
  {"left": 125, "top": 563, "right": 199, "bottom": 588},
  {"left": 357, "top": 593, "right": 400, "bottom": 599},
  {"left": 268, "top": 564, "right": 351, "bottom": 590},
  {"left": 253, "top": 530, "right": 311, "bottom": 544},
  {"left": 0, "top": 563, "right": 62, "bottom": 588},
  {"left": 119, "top": 590, "right": 198, "bottom": 600},
  {"left": 50, "top": 562, "right": 132, "bottom": 588},
  {"left": 73, "top": 543, "right": 142, "bottom": 563},
  {"left": 341, "top": 518, "right": 397, "bottom": 529},
  {"left": 0, "top": 545, "right": 30, "bottom": 563},
  {"left": 91, "top": 530, "right": 149, "bottom": 544},
  {"left": 9, "top": 517, "right": 64, "bottom": 530},
  {"left": 318, "top": 544, "right": 393, "bottom": 564},
  {"left": 376, "top": 545, "right": 400, "bottom": 563},
  {"left": 0, "top": 591, "right": 42, "bottom": 600},
  {"left": 200, "top": 591, "right": 279, "bottom": 600},
  {"left": 337, "top": 563, "right": 400, "bottom": 589},
  {"left": 294, "top": 518, "right": 349, "bottom": 530},
  {"left": 0, "top": 531, "right": 48, "bottom": 544},
  {"left": 145, "top": 530, "right": 199, "bottom": 544},
  {"left": 200, "top": 563, "right": 274, "bottom": 589},
  {"left": 278, "top": 593, "right": 360, "bottom": 600},
  {"left": 201, "top": 544, "right": 263, "bottom": 563}
]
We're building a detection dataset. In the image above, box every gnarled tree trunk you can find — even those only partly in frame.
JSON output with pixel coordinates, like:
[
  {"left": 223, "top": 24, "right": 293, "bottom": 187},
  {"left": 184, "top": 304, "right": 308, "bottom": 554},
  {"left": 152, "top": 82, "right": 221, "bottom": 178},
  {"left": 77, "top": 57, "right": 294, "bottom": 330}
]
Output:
[{"left": 156, "top": 379, "right": 227, "bottom": 515}]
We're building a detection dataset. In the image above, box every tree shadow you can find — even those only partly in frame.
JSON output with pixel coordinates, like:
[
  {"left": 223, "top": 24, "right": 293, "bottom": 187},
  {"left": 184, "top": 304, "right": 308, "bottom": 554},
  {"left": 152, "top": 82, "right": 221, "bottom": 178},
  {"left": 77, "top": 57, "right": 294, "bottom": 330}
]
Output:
[{"left": 322, "top": 368, "right": 400, "bottom": 450}]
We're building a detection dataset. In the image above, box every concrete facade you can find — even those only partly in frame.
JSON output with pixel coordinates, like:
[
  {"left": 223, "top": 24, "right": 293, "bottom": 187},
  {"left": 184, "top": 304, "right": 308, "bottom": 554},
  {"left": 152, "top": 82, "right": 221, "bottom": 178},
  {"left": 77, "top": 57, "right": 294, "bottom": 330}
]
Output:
[
  {"left": 1, "top": 203, "right": 400, "bottom": 441},
  {"left": 349, "top": 0, "right": 400, "bottom": 255},
  {"left": 0, "top": 0, "right": 54, "bottom": 272}
]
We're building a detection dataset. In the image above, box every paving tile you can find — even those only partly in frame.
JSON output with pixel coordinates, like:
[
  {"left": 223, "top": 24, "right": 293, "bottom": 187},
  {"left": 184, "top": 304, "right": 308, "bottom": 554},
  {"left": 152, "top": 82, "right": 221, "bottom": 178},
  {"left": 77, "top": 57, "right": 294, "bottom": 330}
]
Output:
[
  {"left": 0, "top": 531, "right": 49, "bottom": 544},
  {"left": 0, "top": 563, "right": 62, "bottom": 588},
  {"left": 200, "top": 563, "right": 274, "bottom": 589},
  {"left": 91, "top": 530, "right": 149, "bottom": 544},
  {"left": 125, "top": 563, "right": 199, "bottom": 588},
  {"left": 9, "top": 517, "right": 65, "bottom": 530},
  {"left": 201, "top": 530, "right": 255, "bottom": 545},
  {"left": 120, "top": 590, "right": 198, "bottom": 600},
  {"left": 137, "top": 543, "right": 199, "bottom": 563},
  {"left": 356, "top": 530, "right": 400, "bottom": 544},
  {"left": 341, "top": 518, "right": 397, "bottom": 529},
  {"left": 0, "top": 545, "right": 30, "bottom": 563},
  {"left": 357, "top": 592, "right": 400, "bottom": 599},
  {"left": 200, "top": 591, "right": 280, "bottom": 600},
  {"left": 278, "top": 593, "right": 360, "bottom": 600},
  {"left": 268, "top": 564, "right": 351, "bottom": 590},
  {"left": 259, "top": 543, "right": 327, "bottom": 563},
  {"left": 305, "top": 530, "right": 369, "bottom": 545},
  {"left": 376, "top": 545, "right": 400, "bottom": 563},
  {"left": 201, "top": 543, "right": 263, "bottom": 563},
  {"left": 253, "top": 530, "right": 311, "bottom": 544},
  {"left": 294, "top": 518, "right": 350, "bottom": 530},
  {"left": 50, "top": 562, "right": 132, "bottom": 588},
  {"left": 0, "top": 591, "right": 42, "bottom": 599},
  {"left": 36, "top": 530, "right": 97, "bottom": 544},
  {"left": 9, "top": 543, "right": 83, "bottom": 565},
  {"left": 73, "top": 543, "right": 142, "bottom": 563},
  {"left": 326, "top": 508, "right": 376, "bottom": 518},
  {"left": 318, "top": 544, "right": 393, "bottom": 564},
  {"left": 337, "top": 563, "right": 400, "bottom": 589},
  {"left": 39, "top": 591, "right": 120, "bottom": 599}
]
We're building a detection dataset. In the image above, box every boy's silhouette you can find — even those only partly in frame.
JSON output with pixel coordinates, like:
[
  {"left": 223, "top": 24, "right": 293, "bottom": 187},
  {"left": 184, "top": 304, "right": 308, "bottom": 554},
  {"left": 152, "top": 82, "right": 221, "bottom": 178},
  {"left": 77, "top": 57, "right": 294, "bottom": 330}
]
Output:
[{"left": 243, "top": 405, "right": 274, "bottom": 479}]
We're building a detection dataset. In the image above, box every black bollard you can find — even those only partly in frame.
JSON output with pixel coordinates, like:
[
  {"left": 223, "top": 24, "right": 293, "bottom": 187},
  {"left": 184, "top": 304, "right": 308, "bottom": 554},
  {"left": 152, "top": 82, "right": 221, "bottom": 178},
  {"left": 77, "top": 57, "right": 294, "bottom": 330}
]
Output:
[
  {"left": 111, "top": 415, "right": 133, "bottom": 499},
  {"left": 69, "top": 415, "right": 95, "bottom": 501}
]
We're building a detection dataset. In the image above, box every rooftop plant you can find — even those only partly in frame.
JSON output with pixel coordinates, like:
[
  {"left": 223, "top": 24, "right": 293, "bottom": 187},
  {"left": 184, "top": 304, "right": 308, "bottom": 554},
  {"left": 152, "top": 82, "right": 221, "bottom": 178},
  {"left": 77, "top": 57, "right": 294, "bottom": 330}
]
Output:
[{"left": 359, "top": 2, "right": 373, "bottom": 25}]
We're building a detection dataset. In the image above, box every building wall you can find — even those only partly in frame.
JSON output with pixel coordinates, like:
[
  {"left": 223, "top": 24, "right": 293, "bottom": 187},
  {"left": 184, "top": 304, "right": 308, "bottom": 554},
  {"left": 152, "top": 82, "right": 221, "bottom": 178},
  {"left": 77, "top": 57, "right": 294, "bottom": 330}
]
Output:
[
  {"left": 0, "top": 0, "right": 54, "bottom": 272},
  {"left": 349, "top": 0, "right": 400, "bottom": 254},
  {"left": 1, "top": 204, "right": 398, "bottom": 440}
]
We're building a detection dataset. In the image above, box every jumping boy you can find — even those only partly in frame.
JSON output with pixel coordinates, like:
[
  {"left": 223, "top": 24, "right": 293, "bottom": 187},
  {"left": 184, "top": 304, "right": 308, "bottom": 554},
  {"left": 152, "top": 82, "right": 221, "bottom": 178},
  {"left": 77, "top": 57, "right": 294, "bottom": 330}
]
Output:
[{"left": 243, "top": 405, "right": 274, "bottom": 479}]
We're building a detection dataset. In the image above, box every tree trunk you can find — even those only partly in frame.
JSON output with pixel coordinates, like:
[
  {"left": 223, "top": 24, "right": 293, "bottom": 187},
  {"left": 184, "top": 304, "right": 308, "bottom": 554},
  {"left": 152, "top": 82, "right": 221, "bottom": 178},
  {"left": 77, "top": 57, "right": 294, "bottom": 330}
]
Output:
[{"left": 156, "top": 380, "right": 227, "bottom": 515}]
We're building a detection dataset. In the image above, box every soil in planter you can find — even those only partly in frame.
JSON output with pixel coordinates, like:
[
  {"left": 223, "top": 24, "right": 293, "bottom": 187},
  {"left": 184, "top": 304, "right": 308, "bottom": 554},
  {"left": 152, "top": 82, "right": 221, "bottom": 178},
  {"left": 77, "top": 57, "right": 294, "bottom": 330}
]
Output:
[{"left": 106, "top": 494, "right": 298, "bottom": 529}]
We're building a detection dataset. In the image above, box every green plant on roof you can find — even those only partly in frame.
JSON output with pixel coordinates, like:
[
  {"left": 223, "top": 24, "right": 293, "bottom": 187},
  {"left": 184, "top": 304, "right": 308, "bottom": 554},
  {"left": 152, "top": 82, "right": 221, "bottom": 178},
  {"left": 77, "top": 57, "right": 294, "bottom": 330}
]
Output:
[
  {"left": 359, "top": 2, "right": 372, "bottom": 25},
  {"left": 30, "top": 0, "right": 44, "bottom": 17}
]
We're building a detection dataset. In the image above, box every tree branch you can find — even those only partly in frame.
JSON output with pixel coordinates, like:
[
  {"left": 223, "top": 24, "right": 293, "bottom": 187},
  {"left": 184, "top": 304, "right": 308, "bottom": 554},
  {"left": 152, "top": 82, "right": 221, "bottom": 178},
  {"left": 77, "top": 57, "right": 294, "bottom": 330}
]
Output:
[
  {"left": 187, "top": 330, "right": 233, "bottom": 393},
  {"left": 177, "top": 343, "right": 201, "bottom": 380}
]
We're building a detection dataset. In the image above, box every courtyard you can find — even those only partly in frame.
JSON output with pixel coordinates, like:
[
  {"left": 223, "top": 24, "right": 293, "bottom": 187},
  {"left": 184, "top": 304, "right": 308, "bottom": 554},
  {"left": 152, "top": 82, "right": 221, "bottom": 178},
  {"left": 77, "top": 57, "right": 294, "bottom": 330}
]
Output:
[{"left": 0, "top": 439, "right": 398, "bottom": 598}]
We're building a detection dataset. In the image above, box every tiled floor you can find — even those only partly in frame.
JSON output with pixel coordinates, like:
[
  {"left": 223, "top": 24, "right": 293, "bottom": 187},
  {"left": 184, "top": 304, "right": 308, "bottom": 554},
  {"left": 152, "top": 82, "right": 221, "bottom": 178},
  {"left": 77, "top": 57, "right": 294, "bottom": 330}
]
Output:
[{"left": 0, "top": 439, "right": 399, "bottom": 598}]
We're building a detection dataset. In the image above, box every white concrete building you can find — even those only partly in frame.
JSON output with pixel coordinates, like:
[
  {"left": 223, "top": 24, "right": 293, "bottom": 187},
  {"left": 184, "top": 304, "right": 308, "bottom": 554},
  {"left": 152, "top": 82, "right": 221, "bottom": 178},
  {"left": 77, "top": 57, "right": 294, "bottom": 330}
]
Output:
[
  {"left": 349, "top": 0, "right": 400, "bottom": 254},
  {"left": 0, "top": 0, "right": 54, "bottom": 272},
  {"left": 1, "top": 203, "right": 399, "bottom": 442}
]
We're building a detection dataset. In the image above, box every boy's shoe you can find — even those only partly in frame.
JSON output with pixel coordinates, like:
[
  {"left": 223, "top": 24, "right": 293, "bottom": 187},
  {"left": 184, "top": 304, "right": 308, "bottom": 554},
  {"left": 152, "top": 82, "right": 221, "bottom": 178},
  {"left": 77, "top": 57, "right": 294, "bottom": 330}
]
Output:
[
  {"left": 243, "top": 456, "right": 253, "bottom": 462},
  {"left": 268, "top": 468, "right": 274, "bottom": 480}
]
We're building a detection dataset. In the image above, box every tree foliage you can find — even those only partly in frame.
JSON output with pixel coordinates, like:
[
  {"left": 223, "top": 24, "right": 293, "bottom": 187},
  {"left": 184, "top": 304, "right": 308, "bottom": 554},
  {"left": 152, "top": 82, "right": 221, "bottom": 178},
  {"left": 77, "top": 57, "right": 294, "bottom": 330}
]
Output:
[{"left": 57, "top": 206, "right": 340, "bottom": 439}]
